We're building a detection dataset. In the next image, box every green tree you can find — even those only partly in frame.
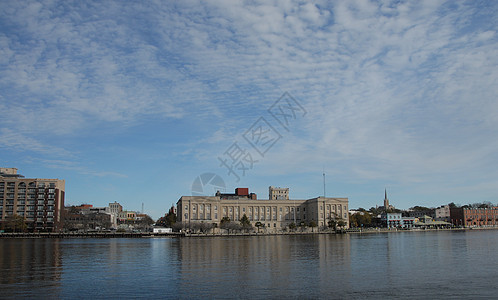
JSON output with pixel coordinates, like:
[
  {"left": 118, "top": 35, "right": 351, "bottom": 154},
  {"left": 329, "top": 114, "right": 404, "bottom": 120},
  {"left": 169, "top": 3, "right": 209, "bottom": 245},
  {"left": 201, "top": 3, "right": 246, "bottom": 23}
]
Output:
[
  {"left": 327, "top": 218, "right": 337, "bottom": 230},
  {"left": 288, "top": 222, "right": 297, "bottom": 231},
  {"left": 337, "top": 220, "right": 346, "bottom": 229},
  {"left": 350, "top": 212, "right": 372, "bottom": 228},
  {"left": 240, "top": 214, "right": 252, "bottom": 232}
]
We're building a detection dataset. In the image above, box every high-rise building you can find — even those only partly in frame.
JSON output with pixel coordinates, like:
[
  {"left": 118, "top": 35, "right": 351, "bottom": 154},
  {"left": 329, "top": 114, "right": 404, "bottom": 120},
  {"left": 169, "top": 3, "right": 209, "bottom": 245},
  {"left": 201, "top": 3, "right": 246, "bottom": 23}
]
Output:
[{"left": 0, "top": 167, "right": 65, "bottom": 232}]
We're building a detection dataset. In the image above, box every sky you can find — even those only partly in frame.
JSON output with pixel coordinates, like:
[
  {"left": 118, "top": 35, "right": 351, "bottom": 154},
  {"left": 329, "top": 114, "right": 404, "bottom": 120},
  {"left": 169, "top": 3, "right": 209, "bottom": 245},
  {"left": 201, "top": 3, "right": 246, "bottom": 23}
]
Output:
[{"left": 1, "top": 0, "right": 497, "bottom": 220}]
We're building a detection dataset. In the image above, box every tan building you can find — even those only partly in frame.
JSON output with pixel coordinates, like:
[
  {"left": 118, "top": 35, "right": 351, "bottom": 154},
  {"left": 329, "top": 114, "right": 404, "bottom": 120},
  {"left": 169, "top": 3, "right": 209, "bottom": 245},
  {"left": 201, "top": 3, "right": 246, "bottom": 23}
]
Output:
[
  {"left": 0, "top": 167, "right": 65, "bottom": 232},
  {"left": 176, "top": 187, "right": 349, "bottom": 231},
  {"left": 269, "top": 186, "right": 289, "bottom": 200}
]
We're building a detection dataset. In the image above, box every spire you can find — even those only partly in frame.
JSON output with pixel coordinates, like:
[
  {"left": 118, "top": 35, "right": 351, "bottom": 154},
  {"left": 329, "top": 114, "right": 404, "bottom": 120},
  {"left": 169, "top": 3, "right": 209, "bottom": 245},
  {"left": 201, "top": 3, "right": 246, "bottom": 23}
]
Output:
[{"left": 384, "top": 188, "right": 390, "bottom": 211}]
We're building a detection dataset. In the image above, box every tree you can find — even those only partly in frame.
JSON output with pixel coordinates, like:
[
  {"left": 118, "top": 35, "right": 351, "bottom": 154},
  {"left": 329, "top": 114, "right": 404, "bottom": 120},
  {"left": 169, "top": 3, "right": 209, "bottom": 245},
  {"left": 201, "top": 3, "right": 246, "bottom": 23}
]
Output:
[
  {"left": 156, "top": 206, "right": 177, "bottom": 227},
  {"left": 337, "top": 220, "right": 346, "bottom": 229},
  {"left": 1, "top": 214, "right": 27, "bottom": 233},
  {"left": 220, "top": 217, "right": 231, "bottom": 233},
  {"left": 240, "top": 214, "right": 252, "bottom": 232},
  {"left": 255, "top": 221, "right": 263, "bottom": 233},
  {"left": 327, "top": 218, "right": 337, "bottom": 230},
  {"left": 288, "top": 222, "right": 296, "bottom": 231},
  {"left": 410, "top": 206, "right": 432, "bottom": 211},
  {"left": 165, "top": 206, "right": 177, "bottom": 226},
  {"left": 309, "top": 221, "right": 317, "bottom": 232},
  {"left": 350, "top": 212, "right": 372, "bottom": 228}
]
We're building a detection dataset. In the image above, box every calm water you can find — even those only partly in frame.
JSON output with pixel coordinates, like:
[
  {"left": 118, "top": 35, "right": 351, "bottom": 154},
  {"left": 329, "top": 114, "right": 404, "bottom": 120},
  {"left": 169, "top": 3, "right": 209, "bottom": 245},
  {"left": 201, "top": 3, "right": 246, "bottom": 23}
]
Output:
[{"left": 1, "top": 230, "right": 498, "bottom": 299}]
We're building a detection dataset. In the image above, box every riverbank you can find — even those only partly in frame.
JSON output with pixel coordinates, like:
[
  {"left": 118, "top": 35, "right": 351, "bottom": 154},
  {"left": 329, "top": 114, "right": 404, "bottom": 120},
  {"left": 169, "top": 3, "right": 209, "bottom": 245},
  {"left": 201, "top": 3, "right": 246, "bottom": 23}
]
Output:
[
  {"left": 0, "top": 231, "right": 184, "bottom": 238},
  {"left": 1, "top": 226, "right": 496, "bottom": 238}
]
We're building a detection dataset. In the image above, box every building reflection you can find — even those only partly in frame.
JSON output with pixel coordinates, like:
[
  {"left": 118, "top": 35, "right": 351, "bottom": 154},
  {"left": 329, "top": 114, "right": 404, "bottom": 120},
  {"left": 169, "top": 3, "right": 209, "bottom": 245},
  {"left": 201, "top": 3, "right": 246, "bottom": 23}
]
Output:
[
  {"left": 175, "top": 234, "right": 352, "bottom": 297},
  {"left": 0, "top": 239, "right": 62, "bottom": 285}
]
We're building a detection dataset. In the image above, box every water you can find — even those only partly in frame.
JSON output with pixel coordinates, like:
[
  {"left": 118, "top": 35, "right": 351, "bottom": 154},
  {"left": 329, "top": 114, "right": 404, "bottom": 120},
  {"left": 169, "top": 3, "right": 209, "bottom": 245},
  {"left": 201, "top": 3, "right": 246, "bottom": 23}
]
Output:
[{"left": 1, "top": 230, "right": 498, "bottom": 299}]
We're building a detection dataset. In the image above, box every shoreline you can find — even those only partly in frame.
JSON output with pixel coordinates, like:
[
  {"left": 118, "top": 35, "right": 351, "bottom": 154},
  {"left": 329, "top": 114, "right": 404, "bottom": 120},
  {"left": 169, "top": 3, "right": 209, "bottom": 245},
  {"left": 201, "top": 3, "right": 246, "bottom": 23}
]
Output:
[{"left": 1, "top": 226, "right": 497, "bottom": 238}]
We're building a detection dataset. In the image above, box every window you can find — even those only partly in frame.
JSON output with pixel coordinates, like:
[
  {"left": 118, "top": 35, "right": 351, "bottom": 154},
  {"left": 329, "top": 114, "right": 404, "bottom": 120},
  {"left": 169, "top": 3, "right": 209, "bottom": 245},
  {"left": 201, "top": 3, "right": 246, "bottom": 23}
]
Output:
[{"left": 185, "top": 205, "right": 188, "bottom": 210}]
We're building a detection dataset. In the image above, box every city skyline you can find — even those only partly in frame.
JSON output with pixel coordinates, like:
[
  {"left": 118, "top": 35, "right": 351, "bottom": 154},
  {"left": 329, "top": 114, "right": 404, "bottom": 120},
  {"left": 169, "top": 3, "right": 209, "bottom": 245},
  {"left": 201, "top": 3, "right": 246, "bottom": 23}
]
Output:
[{"left": 1, "top": 1, "right": 497, "bottom": 219}]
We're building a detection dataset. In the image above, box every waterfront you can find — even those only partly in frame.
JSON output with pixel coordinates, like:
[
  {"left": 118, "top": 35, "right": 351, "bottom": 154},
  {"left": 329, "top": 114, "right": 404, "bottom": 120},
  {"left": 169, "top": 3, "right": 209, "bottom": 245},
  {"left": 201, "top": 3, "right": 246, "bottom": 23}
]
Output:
[{"left": 1, "top": 230, "right": 498, "bottom": 299}]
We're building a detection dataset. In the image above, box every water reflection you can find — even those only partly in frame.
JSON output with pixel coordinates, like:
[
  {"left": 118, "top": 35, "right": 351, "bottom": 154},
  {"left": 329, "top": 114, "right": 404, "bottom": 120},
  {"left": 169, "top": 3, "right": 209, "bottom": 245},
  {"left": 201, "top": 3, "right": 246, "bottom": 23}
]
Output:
[
  {"left": 0, "top": 239, "right": 62, "bottom": 298},
  {"left": 175, "top": 234, "right": 351, "bottom": 298},
  {"left": 1, "top": 231, "right": 498, "bottom": 298}
]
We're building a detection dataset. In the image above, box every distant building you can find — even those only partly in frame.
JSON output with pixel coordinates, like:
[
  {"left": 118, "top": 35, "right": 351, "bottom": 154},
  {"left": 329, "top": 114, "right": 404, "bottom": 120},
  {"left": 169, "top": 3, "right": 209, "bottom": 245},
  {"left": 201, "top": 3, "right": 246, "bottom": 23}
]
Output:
[
  {"left": 109, "top": 202, "right": 123, "bottom": 228},
  {"left": 269, "top": 186, "right": 289, "bottom": 200},
  {"left": 450, "top": 207, "right": 498, "bottom": 227},
  {"left": 407, "top": 209, "right": 435, "bottom": 219},
  {"left": 435, "top": 205, "right": 451, "bottom": 222},
  {"left": 383, "top": 212, "right": 414, "bottom": 228},
  {"left": 177, "top": 187, "right": 349, "bottom": 231},
  {"left": 378, "top": 189, "right": 395, "bottom": 212},
  {"left": 109, "top": 202, "right": 123, "bottom": 215},
  {"left": 118, "top": 211, "right": 137, "bottom": 221},
  {"left": 0, "top": 167, "right": 65, "bottom": 232},
  {"left": 63, "top": 207, "right": 112, "bottom": 231}
]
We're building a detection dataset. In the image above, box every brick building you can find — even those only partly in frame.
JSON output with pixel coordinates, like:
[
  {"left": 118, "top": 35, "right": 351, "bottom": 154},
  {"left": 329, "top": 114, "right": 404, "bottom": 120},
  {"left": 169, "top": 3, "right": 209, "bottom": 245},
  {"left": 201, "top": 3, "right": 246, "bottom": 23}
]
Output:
[{"left": 450, "top": 207, "right": 498, "bottom": 227}]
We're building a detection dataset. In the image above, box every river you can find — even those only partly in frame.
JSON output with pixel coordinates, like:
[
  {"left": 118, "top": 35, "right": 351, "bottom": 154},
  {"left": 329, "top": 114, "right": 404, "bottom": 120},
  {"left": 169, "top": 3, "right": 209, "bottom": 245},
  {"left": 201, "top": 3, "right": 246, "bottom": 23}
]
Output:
[{"left": 1, "top": 230, "right": 497, "bottom": 299}]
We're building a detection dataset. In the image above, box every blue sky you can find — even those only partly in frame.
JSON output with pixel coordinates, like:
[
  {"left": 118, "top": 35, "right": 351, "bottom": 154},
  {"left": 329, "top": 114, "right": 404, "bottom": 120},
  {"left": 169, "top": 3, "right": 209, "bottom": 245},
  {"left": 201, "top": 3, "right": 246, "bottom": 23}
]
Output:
[{"left": 1, "top": 0, "right": 497, "bottom": 220}]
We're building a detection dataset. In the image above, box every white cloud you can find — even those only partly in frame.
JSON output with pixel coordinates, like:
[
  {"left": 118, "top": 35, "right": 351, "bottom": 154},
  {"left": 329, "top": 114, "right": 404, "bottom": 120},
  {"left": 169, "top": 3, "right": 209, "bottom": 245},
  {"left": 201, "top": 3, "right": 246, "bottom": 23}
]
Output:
[{"left": 1, "top": 0, "right": 497, "bottom": 204}]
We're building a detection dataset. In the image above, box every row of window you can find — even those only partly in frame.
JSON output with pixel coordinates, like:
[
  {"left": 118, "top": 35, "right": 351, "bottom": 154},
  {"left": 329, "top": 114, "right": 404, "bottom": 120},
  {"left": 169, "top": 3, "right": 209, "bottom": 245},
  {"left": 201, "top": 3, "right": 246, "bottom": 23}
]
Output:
[{"left": 0, "top": 182, "right": 56, "bottom": 188}]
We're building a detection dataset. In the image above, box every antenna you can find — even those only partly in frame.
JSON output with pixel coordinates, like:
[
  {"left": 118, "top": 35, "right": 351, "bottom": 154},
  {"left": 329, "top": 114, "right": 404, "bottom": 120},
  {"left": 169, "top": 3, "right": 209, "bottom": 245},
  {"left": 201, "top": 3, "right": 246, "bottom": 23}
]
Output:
[
  {"left": 142, "top": 202, "right": 144, "bottom": 214},
  {"left": 323, "top": 169, "right": 326, "bottom": 198}
]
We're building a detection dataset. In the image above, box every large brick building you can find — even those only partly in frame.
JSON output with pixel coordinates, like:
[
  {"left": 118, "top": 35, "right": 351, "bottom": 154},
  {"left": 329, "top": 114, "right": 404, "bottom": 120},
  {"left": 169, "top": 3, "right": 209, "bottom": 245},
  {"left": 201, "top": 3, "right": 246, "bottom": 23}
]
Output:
[
  {"left": 177, "top": 186, "right": 349, "bottom": 231},
  {"left": 450, "top": 207, "right": 498, "bottom": 227},
  {"left": 0, "top": 167, "right": 65, "bottom": 232}
]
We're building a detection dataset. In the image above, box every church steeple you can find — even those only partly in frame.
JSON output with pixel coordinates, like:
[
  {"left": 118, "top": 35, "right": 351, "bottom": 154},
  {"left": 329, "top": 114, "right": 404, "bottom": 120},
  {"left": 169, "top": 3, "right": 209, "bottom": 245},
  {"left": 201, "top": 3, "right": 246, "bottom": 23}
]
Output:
[{"left": 384, "top": 188, "right": 390, "bottom": 211}]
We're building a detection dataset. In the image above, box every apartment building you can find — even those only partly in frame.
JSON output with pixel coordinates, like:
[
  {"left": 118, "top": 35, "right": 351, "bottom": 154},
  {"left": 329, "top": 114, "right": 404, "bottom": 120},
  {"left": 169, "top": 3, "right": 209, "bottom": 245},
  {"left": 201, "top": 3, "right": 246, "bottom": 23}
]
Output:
[{"left": 0, "top": 167, "right": 65, "bottom": 232}]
